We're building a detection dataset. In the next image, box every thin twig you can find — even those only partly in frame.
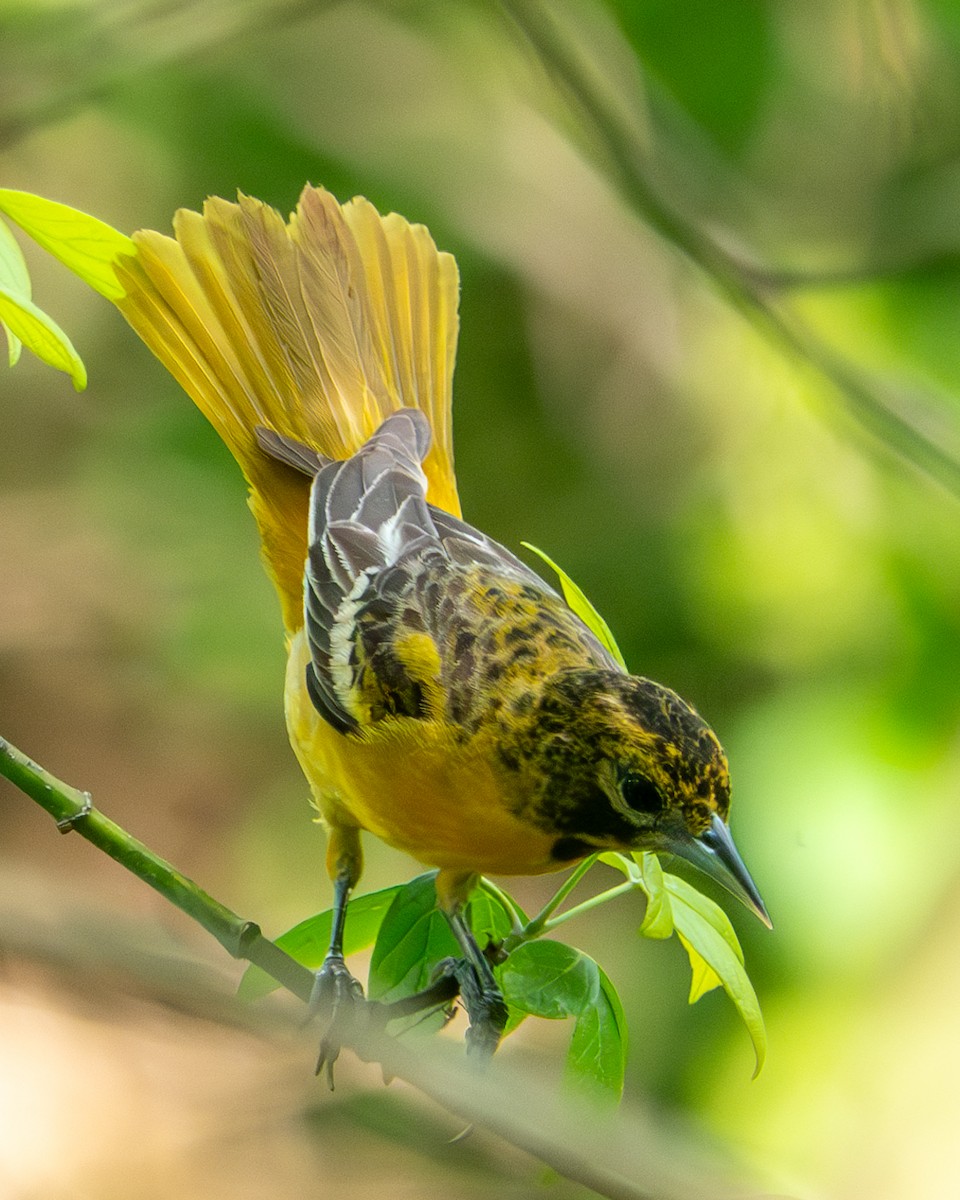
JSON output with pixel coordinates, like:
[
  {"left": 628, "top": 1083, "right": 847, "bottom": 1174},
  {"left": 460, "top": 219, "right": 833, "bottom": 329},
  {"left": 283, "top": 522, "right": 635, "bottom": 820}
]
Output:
[{"left": 542, "top": 880, "right": 637, "bottom": 932}]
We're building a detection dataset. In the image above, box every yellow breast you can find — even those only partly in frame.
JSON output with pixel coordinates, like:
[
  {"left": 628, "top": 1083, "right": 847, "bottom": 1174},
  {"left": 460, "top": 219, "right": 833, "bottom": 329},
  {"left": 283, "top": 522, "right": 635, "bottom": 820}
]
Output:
[{"left": 284, "top": 631, "right": 560, "bottom": 877}]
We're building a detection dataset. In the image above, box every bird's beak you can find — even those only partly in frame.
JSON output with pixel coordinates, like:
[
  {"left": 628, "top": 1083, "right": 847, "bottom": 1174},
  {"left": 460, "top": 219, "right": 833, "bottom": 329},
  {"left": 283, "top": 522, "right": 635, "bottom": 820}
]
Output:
[{"left": 669, "top": 813, "right": 772, "bottom": 928}]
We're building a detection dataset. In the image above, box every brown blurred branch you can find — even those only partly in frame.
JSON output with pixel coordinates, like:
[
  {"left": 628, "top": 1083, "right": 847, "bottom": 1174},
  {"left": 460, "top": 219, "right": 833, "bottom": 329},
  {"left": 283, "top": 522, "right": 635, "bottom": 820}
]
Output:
[{"left": 501, "top": 0, "right": 960, "bottom": 499}]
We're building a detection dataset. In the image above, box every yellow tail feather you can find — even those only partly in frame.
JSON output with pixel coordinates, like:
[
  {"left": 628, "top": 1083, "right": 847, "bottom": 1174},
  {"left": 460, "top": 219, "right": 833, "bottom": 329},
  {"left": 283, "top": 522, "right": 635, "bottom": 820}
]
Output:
[{"left": 112, "top": 185, "right": 461, "bottom": 633}]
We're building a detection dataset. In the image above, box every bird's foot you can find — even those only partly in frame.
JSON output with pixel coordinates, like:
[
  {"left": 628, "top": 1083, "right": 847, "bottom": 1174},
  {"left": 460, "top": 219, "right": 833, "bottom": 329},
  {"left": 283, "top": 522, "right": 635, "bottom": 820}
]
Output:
[
  {"left": 309, "top": 953, "right": 366, "bottom": 1088},
  {"left": 446, "top": 956, "right": 509, "bottom": 1060}
]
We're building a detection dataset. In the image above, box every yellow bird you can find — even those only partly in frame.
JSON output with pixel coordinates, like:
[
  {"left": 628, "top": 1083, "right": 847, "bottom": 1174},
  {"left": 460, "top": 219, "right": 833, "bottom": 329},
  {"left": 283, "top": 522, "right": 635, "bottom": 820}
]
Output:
[{"left": 111, "top": 185, "right": 768, "bottom": 1064}]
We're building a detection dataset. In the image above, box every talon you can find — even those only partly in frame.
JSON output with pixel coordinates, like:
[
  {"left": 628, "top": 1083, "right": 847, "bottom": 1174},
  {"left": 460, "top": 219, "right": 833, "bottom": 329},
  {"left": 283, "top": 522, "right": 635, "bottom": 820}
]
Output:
[
  {"left": 310, "top": 953, "right": 366, "bottom": 1087},
  {"left": 449, "top": 958, "right": 508, "bottom": 1059},
  {"left": 463, "top": 987, "right": 508, "bottom": 1059},
  {"left": 441, "top": 906, "right": 509, "bottom": 1061}
]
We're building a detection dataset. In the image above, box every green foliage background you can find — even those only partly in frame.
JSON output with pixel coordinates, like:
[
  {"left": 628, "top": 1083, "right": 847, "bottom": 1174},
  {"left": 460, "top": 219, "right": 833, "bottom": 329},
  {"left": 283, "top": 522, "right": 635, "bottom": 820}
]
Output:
[{"left": 2, "top": 1, "right": 960, "bottom": 1197}]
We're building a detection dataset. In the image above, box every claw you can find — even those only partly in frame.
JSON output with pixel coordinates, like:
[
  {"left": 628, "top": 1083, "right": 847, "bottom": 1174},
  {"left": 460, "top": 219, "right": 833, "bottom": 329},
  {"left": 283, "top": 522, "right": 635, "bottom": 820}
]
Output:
[
  {"left": 438, "top": 905, "right": 510, "bottom": 1060},
  {"left": 310, "top": 953, "right": 366, "bottom": 1087},
  {"left": 448, "top": 957, "right": 508, "bottom": 1059}
]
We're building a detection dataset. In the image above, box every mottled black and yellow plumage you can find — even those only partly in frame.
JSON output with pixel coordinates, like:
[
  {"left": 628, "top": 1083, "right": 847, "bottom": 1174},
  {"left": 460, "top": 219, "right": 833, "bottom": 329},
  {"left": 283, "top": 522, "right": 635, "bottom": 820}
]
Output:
[{"left": 109, "top": 185, "right": 768, "bottom": 1060}]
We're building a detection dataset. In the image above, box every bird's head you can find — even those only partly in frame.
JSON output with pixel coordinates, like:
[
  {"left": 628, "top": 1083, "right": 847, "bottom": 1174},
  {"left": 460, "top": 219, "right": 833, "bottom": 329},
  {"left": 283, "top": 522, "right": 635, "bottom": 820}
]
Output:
[{"left": 523, "top": 669, "right": 770, "bottom": 926}]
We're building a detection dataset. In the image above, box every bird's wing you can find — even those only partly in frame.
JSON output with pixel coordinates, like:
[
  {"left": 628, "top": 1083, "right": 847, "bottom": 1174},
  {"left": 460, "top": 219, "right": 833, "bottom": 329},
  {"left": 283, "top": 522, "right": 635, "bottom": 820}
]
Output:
[
  {"left": 260, "top": 410, "right": 568, "bottom": 734},
  {"left": 297, "top": 409, "right": 435, "bottom": 732},
  {"left": 424, "top": 506, "right": 540, "bottom": 577}
]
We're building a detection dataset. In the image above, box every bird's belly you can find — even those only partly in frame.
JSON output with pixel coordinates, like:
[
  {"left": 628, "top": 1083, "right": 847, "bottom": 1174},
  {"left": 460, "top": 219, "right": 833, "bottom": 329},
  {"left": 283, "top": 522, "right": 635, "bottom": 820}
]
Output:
[{"left": 285, "top": 633, "right": 559, "bottom": 877}]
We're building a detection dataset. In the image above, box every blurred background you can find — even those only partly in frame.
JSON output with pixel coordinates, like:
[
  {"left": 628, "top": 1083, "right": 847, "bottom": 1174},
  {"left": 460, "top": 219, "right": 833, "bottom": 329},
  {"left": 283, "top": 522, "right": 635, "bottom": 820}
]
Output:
[{"left": 2, "top": 0, "right": 960, "bottom": 1196}]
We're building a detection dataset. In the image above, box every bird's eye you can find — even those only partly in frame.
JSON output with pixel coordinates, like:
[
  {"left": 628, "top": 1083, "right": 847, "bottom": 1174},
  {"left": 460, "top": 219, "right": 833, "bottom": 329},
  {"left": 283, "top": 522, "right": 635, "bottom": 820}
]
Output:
[{"left": 619, "top": 771, "right": 664, "bottom": 815}]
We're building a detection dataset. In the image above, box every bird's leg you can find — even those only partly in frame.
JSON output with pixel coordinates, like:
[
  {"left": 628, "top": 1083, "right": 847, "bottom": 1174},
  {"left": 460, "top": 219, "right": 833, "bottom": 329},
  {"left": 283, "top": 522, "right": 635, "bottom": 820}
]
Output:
[
  {"left": 443, "top": 905, "right": 509, "bottom": 1059},
  {"left": 312, "top": 833, "right": 366, "bottom": 1087}
]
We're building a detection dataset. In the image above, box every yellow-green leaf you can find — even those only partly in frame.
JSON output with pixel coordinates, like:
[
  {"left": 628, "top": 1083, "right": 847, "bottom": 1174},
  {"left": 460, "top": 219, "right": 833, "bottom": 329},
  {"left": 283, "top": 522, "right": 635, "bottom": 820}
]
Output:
[
  {"left": 597, "top": 850, "right": 637, "bottom": 879},
  {"left": 0, "top": 284, "right": 86, "bottom": 390},
  {"left": 677, "top": 932, "right": 722, "bottom": 1002},
  {"left": 634, "top": 851, "right": 674, "bottom": 939},
  {"left": 0, "top": 189, "right": 134, "bottom": 301},
  {"left": 664, "top": 872, "right": 766, "bottom": 1075},
  {"left": 521, "top": 542, "right": 627, "bottom": 669},
  {"left": 0, "top": 217, "right": 30, "bottom": 366},
  {"left": 665, "top": 872, "right": 745, "bottom": 965}
]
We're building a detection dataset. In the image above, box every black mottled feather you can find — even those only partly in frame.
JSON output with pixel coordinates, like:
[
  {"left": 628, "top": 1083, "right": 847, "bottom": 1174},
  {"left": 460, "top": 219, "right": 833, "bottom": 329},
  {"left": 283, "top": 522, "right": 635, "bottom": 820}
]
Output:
[{"left": 257, "top": 410, "right": 611, "bottom": 735}]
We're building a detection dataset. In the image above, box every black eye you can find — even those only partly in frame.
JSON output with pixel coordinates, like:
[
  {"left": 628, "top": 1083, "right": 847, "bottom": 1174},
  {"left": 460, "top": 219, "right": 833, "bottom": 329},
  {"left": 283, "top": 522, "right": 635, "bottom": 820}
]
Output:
[{"left": 620, "top": 771, "right": 664, "bottom": 815}]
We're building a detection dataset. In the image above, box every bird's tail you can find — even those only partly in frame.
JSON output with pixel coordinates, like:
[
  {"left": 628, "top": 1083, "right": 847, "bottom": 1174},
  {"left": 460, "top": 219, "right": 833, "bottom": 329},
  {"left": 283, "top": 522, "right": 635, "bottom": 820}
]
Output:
[{"left": 112, "top": 185, "right": 461, "bottom": 633}]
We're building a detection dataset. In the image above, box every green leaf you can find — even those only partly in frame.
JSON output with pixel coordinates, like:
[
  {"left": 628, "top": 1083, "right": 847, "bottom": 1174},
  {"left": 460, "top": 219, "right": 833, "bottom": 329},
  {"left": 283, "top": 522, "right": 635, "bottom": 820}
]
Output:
[
  {"left": 466, "top": 885, "right": 521, "bottom": 944},
  {"left": 634, "top": 851, "right": 674, "bottom": 939},
  {"left": 368, "top": 873, "right": 461, "bottom": 1002},
  {"left": 0, "top": 284, "right": 86, "bottom": 390},
  {"left": 237, "top": 885, "right": 401, "bottom": 1001},
  {"left": 502, "top": 940, "right": 627, "bottom": 1099},
  {"left": 0, "top": 217, "right": 30, "bottom": 366},
  {"left": 0, "top": 189, "right": 134, "bottom": 301},
  {"left": 665, "top": 873, "right": 745, "bottom": 967},
  {"left": 664, "top": 872, "right": 766, "bottom": 1076},
  {"left": 565, "top": 965, "right": 628, "bottom": 1102},
  {"left": 367, "top": 872, "right": 521, "bottom": 1005},
  {"left": 476, "top": 877, "right": 529, "bottom": 927},
  {"left": 521, "top": 542, "right": 627, "bottom": 669},
  {"left": 500, "top": 939, "right": 599, "bottom": 1019}
]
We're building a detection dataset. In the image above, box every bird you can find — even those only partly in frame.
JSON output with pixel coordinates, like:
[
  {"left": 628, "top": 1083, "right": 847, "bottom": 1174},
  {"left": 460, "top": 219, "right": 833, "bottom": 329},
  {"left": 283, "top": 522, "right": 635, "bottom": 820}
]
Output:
[{"left": 109, "top": 184, "right": 769, "bottom": 1068}]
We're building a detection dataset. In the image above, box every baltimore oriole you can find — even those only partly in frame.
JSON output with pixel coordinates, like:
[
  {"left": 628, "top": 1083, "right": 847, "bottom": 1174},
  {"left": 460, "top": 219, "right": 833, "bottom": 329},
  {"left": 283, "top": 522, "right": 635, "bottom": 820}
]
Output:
[{"left": 108, "top": 185, "right": 768, "bottom": 1065}]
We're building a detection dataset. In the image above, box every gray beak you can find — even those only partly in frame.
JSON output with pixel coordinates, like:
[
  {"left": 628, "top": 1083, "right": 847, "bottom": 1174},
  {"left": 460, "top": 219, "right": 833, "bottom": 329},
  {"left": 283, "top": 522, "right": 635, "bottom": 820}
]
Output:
[{"left": 671, "top": 813, "right": 772, "bottom": 928}]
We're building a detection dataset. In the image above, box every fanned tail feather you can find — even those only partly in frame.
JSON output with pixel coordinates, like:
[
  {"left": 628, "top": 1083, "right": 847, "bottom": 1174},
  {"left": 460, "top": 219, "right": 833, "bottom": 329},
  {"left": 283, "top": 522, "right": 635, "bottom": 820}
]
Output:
[{"left": 112, "top": 185, "right": 461, "bottom": 633}]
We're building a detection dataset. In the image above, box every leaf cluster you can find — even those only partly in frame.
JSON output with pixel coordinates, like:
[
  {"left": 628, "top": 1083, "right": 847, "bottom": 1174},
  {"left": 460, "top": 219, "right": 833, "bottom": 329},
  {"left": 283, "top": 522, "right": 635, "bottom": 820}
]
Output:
[{"left": 239, "top": 852, "right": 763, "bottom": 1102}]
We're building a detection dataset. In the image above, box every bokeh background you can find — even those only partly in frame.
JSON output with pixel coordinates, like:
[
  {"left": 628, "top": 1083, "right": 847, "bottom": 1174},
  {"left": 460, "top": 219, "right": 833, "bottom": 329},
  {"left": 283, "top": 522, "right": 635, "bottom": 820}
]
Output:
[{"left": 2, "top": 1, "right": 960, "bottom": 1197}]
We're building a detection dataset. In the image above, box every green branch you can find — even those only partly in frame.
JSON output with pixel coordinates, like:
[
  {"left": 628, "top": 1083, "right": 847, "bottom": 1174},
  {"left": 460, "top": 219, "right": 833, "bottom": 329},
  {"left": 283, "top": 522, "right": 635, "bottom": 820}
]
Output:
[
  {"left": 500, "top": 0, "right": 960, "bottom": 499},
  {"left": 0, "top": 734, "right": 315, "bottom": 1003},
  {"left": 541, "top": 880, "right": 637, "bottom": 933},
  {"left": 512, "top": 853, "right": 598, "bottom": 945},
  {"left": 0, "top": 732, "right": 763, "bottom": 1200}
]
